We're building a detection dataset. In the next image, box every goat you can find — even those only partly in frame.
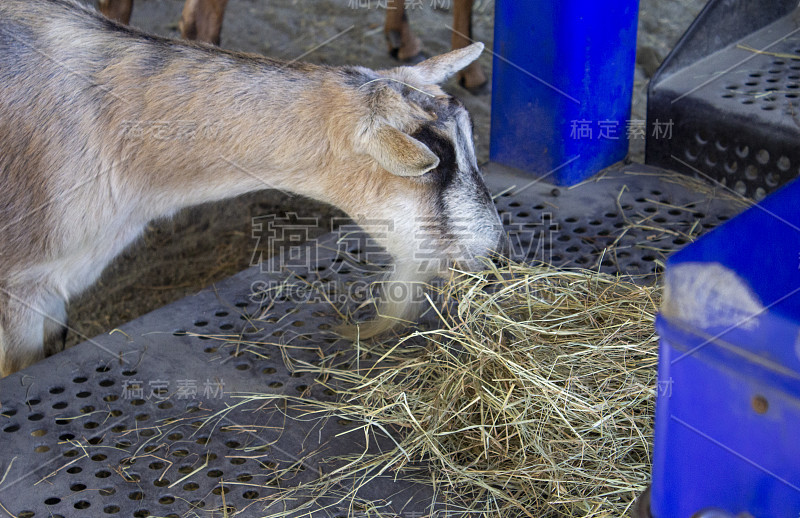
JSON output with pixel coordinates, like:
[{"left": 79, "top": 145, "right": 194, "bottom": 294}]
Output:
[
  {"left": 98, "top": 0, "right": 487, "bottom": 90},
  {"left": 0, "top": 0, "right": 505, "bottom": 376}
]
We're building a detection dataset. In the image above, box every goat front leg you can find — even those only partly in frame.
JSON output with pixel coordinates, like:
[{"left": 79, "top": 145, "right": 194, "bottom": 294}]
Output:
[
  {"left": 0, "top": 291, "right": 49, "bottom": 377},
  {"left": 385, "top": 0, "right": 422, "bottom": 61},
  {"left": 180, "top": 0, "right": 229, "bottom": 45},
  {"left": 42, "top": 298, "right": 69, "bottom": 357},
  {"left": 97, "top": 0, "right": 133, "bottom": 25},
  {"left": 0, "top": 288, "right": 68, "bottom": 376},
  {"left": 451, "top": 0, "right": 487, "bottom": 92}
]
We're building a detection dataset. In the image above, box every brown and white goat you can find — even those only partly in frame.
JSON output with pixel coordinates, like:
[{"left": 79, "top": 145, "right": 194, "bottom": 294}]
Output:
[
  {"left": 98, "top": 0, "right": 487, "bottom": 89},
  {"left": 0, "top": 0, "right": 505, "bottom": 376}
]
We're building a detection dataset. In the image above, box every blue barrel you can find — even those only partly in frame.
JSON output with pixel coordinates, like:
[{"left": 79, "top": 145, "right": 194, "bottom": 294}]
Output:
[{"left": 490, "top": 1, "right": 640, "bottom": 185}]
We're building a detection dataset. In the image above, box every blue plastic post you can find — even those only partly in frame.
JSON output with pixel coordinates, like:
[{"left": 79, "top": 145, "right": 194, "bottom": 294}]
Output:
[{"left": 490, "top": 1, "right": 640, "bottom": 185}]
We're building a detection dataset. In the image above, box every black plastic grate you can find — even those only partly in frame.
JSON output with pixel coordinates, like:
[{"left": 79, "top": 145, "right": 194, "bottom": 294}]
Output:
[{"left": 0, "top": 163, "right": 745, "bottom": 517}]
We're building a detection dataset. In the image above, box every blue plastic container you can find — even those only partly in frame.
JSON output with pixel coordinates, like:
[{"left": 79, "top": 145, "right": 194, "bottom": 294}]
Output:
[
  {"left": 651, "top": 179, "right": 800, "bottom": 516},
  {"left": 490, "top": 0, "right": 640, "bottom": 185}
]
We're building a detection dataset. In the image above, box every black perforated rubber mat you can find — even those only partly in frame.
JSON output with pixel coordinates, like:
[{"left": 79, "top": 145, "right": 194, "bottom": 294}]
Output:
[{"left": 0, "top": 163, "right": 745, "bottom": 517}]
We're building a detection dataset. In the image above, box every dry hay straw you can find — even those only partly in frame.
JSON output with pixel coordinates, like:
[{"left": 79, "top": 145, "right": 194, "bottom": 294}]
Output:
[{"left": 234, "top": 261, "right": 661, "bottom": 517}]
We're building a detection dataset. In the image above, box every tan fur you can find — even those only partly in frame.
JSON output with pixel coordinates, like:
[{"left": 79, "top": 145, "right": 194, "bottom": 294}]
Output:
[{"left": 0, "top": 0, "right": 503, "bottom": 376}]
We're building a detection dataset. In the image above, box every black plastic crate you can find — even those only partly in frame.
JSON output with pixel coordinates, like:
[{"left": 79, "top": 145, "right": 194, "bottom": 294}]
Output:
[{"left": 646, "top": 0, "right": 800, "bottom": 200}]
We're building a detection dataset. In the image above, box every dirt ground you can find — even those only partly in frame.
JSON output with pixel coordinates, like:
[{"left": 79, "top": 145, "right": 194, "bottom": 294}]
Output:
[{"left": 64, "top": 0, "right": 706, "bottom": 347}]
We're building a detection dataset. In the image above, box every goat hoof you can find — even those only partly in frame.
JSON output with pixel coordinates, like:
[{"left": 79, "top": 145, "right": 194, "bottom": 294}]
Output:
[
  {"left": 457, "top": 64, "right": 488, "bottom": 95},
  {"left": 385, "top": 32, "right": 423, "bottom": 62},
  {"left": 385, "top": 30, "right": 403, "bottom": 53}
]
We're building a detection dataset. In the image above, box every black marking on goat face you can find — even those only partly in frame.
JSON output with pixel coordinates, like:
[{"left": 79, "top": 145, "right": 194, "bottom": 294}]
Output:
[
  {"left": 409, "top": 123, "right": 476, "bottom": 251},
  {"left": 410, "top": 125, "right": 457, "bottom": 192},
  {"left": 404, "top": 94, "right": 499, "bottom": 263},
  {"left": 422, "top": 114, "right": 496, "bottom": 251}
]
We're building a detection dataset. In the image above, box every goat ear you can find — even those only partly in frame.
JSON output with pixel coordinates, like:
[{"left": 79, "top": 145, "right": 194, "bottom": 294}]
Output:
[
  {"left": 411, "top": 42, "right": 484, "bottom": 84},
  {"left": 368, "top": 126, "right": 439, "bottom": 177}
]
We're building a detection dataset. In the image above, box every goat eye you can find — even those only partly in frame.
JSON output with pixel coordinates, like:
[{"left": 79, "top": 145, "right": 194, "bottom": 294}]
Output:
[{"left": 427, "top": 111, "right": 438, "bottom": 120}]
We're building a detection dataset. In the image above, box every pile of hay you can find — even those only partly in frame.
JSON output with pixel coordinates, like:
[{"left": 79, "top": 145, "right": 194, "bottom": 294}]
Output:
[{"left": 242, "top": 262, "right": 660, "bottom": 517}]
